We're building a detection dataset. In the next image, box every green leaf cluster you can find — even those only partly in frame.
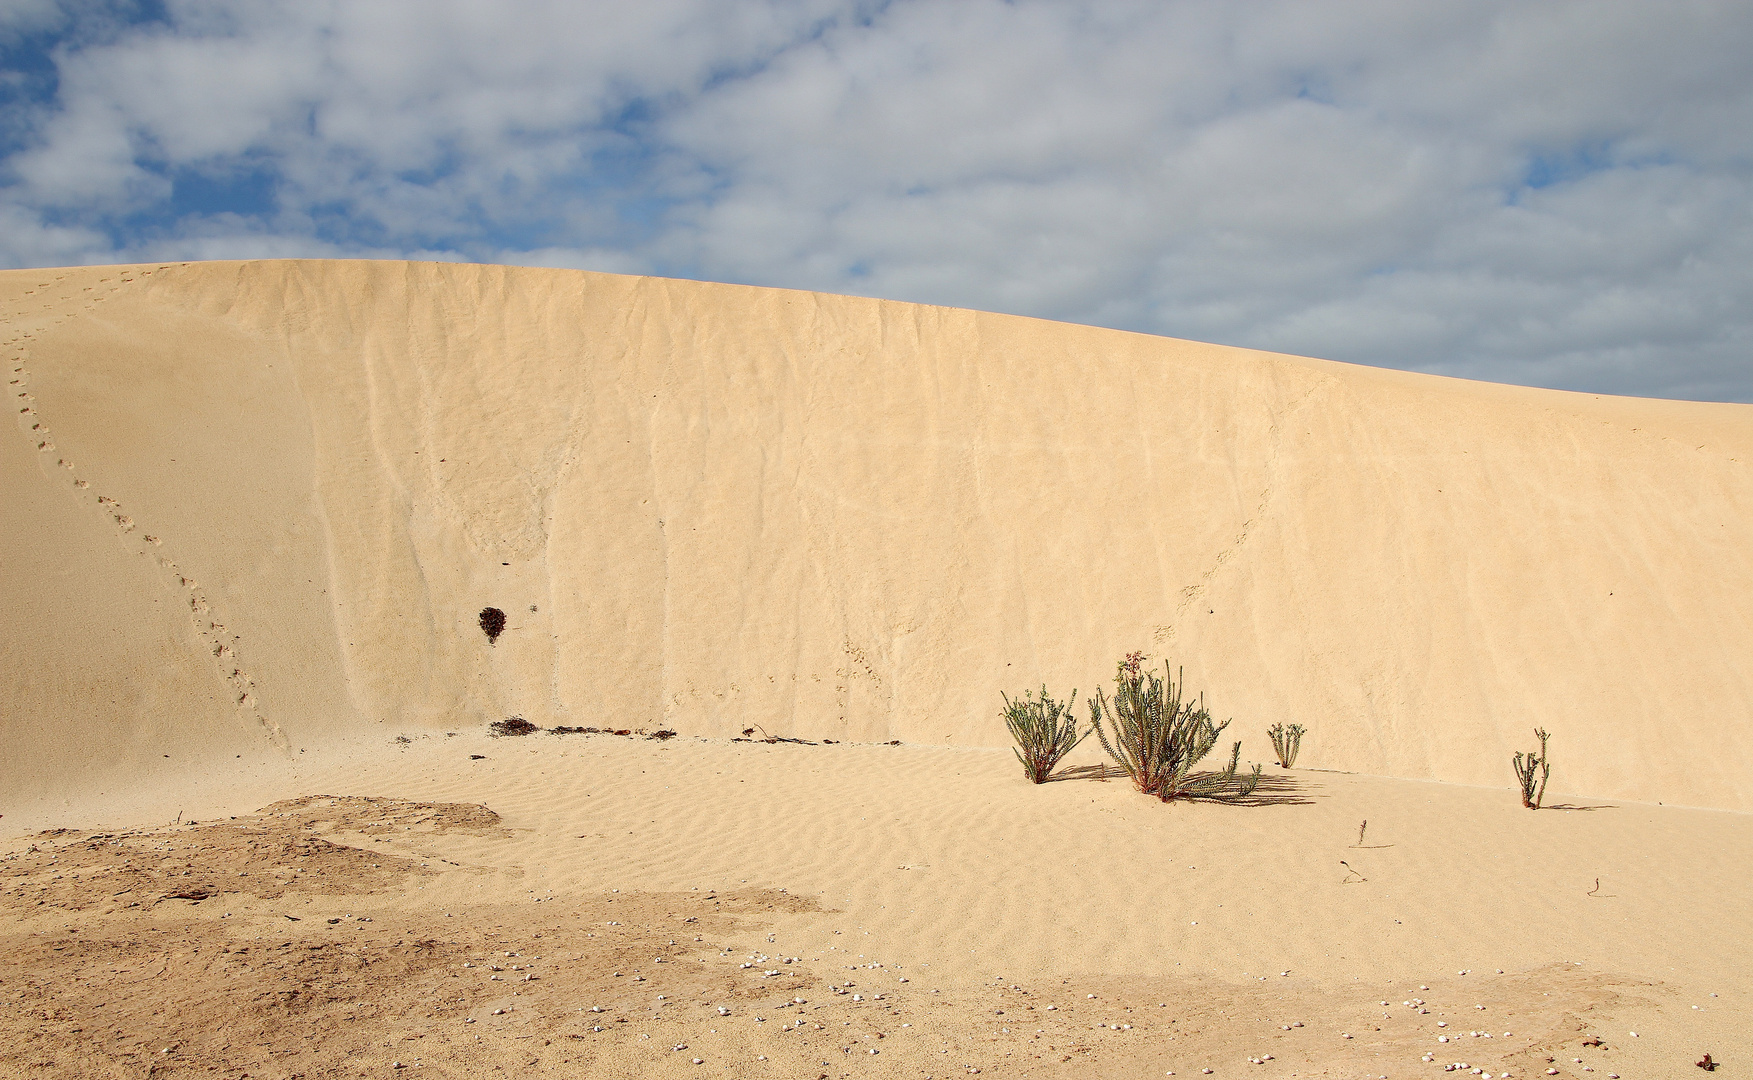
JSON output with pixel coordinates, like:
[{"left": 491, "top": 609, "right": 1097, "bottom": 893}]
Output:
[
  {"left": 1267, "top": 722, "right": 1306, "bottom": 768},
  {"left": 1512, "top": 727, "right": 1552, "bottom": 809},
  {"left": 1001, "top": 685, "right": 1087, "bottom": 784},
  {"left": 1086, "top": 658, "right": 1260, "bottom": 801}
]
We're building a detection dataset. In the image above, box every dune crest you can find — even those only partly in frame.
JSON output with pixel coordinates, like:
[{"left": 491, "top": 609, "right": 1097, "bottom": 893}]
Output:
[{"left": 3, "top": 259, "right": 1750, "bottom": 810}]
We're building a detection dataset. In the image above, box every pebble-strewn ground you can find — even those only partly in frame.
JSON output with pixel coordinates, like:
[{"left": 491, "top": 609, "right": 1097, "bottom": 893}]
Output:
[{"left": 4, "top": 733, "right": 1745, "bottom": 1079}]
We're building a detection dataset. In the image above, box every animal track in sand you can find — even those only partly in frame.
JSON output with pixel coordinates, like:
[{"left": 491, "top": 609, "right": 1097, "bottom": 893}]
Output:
[
  {"left": 1, "top": 266, "right": 286, "bottom": 749},
  {"left": 1154, "top": 377, "right": 1335, "bottom": 646}
]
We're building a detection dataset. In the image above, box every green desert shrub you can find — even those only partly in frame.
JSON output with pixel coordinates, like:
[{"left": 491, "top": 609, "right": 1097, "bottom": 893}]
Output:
[
  {"left": 1512, "top": 727, "right": 1552, "bottom": 809},
  {"left": 1002, "top": 685, "right": 1086, "bottom": 783},
  {"left": 1267, "top": 722, "right": 1307, "bottom": 768},
  {"left": 1088, "top": 654, "right": 1260, "bottom": 801}
]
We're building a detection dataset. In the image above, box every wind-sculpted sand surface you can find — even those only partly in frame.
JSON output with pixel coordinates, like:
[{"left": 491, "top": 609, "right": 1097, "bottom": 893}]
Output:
[
  {"left": 2, "top": 259, "right": 1750, "bottom": 1076},
  {"left": 3, "top": 732, "right": 1747, "bottom": 1078},
  {"left": 3, "top": 259, "right": 1751, "bottom": 810}
]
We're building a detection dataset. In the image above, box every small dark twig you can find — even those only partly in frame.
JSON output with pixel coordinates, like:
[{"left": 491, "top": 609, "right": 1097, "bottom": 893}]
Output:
[
  {"left": 1339, "top": 859, "right": 1367, "bottom": 884},
  {"left": 489, "top": 715, "right": 537, "bottom": 737}
]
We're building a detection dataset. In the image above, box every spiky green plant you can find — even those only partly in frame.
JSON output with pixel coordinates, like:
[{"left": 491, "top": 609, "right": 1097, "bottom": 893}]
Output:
[
  {"left": 1512, "top": 727, "right": 1552, "bottom": 809},
  {"left": 1087, "top": 656, "right": 1260, "bottom": 801},
  {"left": 1267, "top": 722, "right": 1307, "bottom": 768},
  {"left": 1002, "top": 685, "right": 1086, "bottom": 784}
]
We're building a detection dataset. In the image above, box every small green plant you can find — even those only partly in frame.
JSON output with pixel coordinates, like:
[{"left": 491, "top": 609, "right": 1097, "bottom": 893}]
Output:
[
  {"left": 1087, "top": 654, "right": 1260, "bottom": 801},
  {"left": 1002, "top": 685, "right": 1086, "bottom": 783},
  {"left": 1512, "top": 727, "right": 1552, "bottom": 809},
  {"left": 1267, "top": 722, "right": 1307, "bottom": 768}
]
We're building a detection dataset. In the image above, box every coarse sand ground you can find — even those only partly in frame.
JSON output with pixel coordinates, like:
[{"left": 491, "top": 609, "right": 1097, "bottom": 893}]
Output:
[{"left": 3, "top": 730, "right": 1746, "bottom": 1079}]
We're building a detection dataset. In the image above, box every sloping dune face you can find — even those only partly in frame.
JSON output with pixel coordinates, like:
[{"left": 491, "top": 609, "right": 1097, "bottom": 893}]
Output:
[{"left": 3, "top": 259, "right": 1750, "bottom": 810}]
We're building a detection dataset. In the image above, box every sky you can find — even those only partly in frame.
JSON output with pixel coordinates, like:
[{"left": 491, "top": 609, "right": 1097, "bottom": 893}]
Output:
[{"left": 2, "top": 1, "right": 1751, "bottom": 402}]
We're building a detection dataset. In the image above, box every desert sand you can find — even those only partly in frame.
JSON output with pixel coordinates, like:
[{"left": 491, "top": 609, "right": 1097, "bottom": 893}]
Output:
[{"left": 2, "top": 260, "right": 1750, "bottom": 1078}]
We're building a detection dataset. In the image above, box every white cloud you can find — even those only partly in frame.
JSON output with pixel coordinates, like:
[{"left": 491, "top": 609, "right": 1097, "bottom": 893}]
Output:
[{"left": 2, "top": 0, "right": 1751, "bottom": 400}]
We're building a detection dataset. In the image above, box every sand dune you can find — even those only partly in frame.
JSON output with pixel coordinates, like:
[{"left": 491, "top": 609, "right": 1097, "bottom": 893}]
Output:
[
  {"left": 5, "top": 259, "right": 1750, "bottom": 811},
  {"left": 5, "top": 259, "right": 1751, "bottom": 1078}
]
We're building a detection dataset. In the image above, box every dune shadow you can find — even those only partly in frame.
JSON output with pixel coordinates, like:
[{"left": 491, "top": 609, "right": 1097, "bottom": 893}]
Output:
[
  {"left": 1179, "top": 771, "right": 1314, "bottom": 806},
  {"left": 1042, "top": 765, "right": 1314, "bottom": 805},
  {"left": 1043, "top": 763, "right": 1120, "bottom": 783}
]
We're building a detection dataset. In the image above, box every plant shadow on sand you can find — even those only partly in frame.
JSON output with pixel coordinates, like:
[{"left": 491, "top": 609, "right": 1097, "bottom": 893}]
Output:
[{"left": 1044, "top": 763, "right": 1314, "bottom": 806}]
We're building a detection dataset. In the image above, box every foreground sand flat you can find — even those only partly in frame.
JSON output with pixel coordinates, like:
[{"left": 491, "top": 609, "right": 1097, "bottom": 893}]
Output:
[{"left": 3, "top": 732, "right": 1748, "bottom": 1078}]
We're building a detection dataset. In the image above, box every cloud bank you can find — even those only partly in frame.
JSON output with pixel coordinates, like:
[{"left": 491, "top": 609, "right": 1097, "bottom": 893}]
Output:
[{"left": 3, "top": 0, "right": 1751, "bottom": 400}]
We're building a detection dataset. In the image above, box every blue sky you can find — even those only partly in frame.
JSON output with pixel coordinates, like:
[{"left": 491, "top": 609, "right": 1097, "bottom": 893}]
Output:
[{"left": 3, "top": 0, "right": 1751, "bottom": 401}]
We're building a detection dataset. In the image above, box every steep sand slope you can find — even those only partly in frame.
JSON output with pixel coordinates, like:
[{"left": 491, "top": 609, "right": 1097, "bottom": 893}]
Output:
[{"left": 3, "top": 259, "right": 1751, "bottom": 810}]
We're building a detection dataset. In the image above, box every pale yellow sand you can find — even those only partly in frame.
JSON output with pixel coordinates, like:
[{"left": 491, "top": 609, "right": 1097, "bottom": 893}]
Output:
[
  {"left": 2, "top": 260, "right": 1751, "bottom": 1077},
  {"left": 3, "top": 732, "right": 1748, "bottom": 1078},
  {"left": 4, "top": 260, "right": 1752, "bottom": 811}
]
